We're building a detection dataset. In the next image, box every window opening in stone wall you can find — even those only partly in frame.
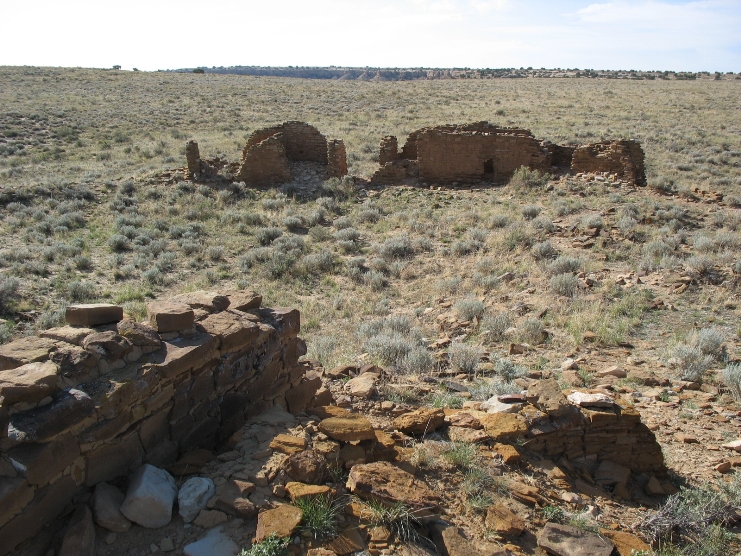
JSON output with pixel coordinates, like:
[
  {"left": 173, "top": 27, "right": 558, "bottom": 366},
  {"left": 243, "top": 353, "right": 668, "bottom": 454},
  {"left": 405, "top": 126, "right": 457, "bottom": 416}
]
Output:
[{"left": 483, "top": 158, "right": 494, "bottom": 176}]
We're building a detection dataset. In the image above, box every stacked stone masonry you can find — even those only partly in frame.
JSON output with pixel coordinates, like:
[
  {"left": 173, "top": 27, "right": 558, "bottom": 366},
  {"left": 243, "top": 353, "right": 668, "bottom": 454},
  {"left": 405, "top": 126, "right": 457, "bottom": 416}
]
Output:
[
  {"left": 187, "top": 121, "right": 348, "bottom": 187},
  {"left": 0, "top": 292, "right": 322, "bottom": 555},
  {"left": 371, "top": 121, "right": 646, "bottom": 185}
]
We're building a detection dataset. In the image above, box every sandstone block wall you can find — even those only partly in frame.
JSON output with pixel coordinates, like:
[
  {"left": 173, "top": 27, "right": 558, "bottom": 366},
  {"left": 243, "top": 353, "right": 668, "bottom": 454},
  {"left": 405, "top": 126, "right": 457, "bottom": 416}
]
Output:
[
  {"left": 237, "top": 134, "right": 292, "bottom": 186},
  {"left": 371, "top": 122, "right": 647, "bottom": 186},
  {"left": 0, "top": 292, "right": 319, "bottom": 555},
  {"left": 244, "top": 121, "right": 329, "bottom": 165},
  {"left": 571, "top": 140, "right": 647, "bottom": 185},
  {"left": 327, "top": 139, "right": 348, "bottom": 179}
]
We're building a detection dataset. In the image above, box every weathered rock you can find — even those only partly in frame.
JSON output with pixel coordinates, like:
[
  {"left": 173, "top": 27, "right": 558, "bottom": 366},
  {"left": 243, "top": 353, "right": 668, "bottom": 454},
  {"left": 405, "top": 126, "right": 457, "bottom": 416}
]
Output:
[
  {"left": 0, "top": 336, "right": 59, "bottom": 371},
  {"left": 599, "top": 529, "right": 651, "bottom": 556},
  {"left": 285, "top": 450, "right": 327, "bottom": 484},
  {"left": 214, "top": 479, "right": 257, "bottom": 517},
  {"left": 65, "top": 304, "right": 123, "bottom": 327},
  {"left": 645, "top": 475, "right": 665, "bottom": 496},
  {"left": 347, "top": 461, "right": 440, "bottom": 510},
  {"left": 326, "top": 365, "right": 356, "bottom": 379},
  {"left": 285, "top": 375, "right": 323, "bottom": 413},
  {"left": 8, "top": 388, "right": 94, "bottom": 442},
  {"left": 526, "top": 378, "right": 571, "bottom": 417},
  {"left": 82, "top": 331, "right": 133, "bottom": 359},
  {"left": 147, "top": 301, "right": 195, "bottom": 333},
  {"left": 431, "top": 522, "right": 507, "bottom": 556},
  {"left": 269, "top": 434, "right": 308, "bottom": 455},
  {"left": 318, "top": 413, "right": 376, "bottom": 441},
  {"left": 116, "top": 320, "right": 161, "bottom": 347},
  {"left": 148, "top": 332, "right": 219, "bottom": 379},
  {"left": 194, "top": 509, "right": 228, "bottom": 528},
  {"left": 595, "top": 460, "right": 630, "bottom": 486},
  {"left": 59, "top": 505, "right": 96, "bottom": 556},
  {"left": 120, "top": 464, "right": 178, "bottom": 529},
  {"left": 480, "top": 413, "right": 527, "bottom": 441},
  {"left": 447, "top": 412, "right": 482, "bottom": 429},
  {"left": 307, "top": 549, "right": 337, "bottom": 556},
  {"left": 285, "top": 482, "right": 332, "bottom": 501},
  {"left": 8, "top": 433, "right": 80, "bottom": 486},
  {"left": 168, "top": 449, "right": 216, "bottom": 476},
  {"left": 537, "top": 523, "right": 614, "bottom": 556},
  {"left": 494, "top": 443, "right": 521, "bottom": 464},
  {"left": 480, "top": 397, "right": 523, "bottom": 414},
  {"left": 225, "top": 290, "right": 262, "bottom": 312},
  {"left": 40, "top": 326, "right": 94, "bottom": 346},
  {"left": 392, "top": 408, "right": 445, "bottom": 435},
  {"left": 0, "top": 477, "right": 34, "bottom": 529},
  {"left": 92, "top": 482, "right": 131, "bottom": 532},
  {"left": 448, "top": 426, "right": 488, "bottom": 443},
  {"left": 170, "top": 291, "right": 230, "bottom": 313},
  {"left": 485, "top": 505, "right": 525, "bottom": 536},
  {"left": 255, "top": 504, "right": 303, "bottom": 542},
  {"left": 597, "top": 366, "right": 627, "bottom": 379},
  {"left": 567, "top": 391, "right": 615, "bottom": 408},
  {"left": 0, "top": 360, "right": 59, "bottom": 404},
  {"left": 327, "top": 526, "right": 367, "bottom": 555},
  {"left": 346, "top": 374, "right": 377, "bottom": 398},
  {"left": 198, "top": 310, "right": 261, "bottom": 352},
  {"left": 183, "top": 526, "right": 239, "bottom": 556},
  {"left": 179, "top": 477, "right": 216, "bottom": 523}
]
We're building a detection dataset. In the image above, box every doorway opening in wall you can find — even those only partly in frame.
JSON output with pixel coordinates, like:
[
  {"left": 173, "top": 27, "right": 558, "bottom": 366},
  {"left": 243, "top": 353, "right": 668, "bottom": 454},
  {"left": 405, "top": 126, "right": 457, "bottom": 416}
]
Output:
[{"left": 483, "top": 158, "right": 494, "bottom": 180}]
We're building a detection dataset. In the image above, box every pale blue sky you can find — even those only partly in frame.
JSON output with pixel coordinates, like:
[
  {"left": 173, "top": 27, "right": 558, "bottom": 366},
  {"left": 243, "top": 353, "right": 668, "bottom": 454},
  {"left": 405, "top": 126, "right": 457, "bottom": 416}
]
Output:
[{"left": 1, "top": 0, "right": 739, "bottom": 71}]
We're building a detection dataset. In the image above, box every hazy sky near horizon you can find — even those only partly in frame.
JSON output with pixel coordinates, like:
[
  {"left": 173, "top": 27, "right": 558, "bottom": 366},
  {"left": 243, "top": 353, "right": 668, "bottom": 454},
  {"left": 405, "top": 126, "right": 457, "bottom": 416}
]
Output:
[{"left": 2, "top": 0, "right": 739, "bottom": 72}]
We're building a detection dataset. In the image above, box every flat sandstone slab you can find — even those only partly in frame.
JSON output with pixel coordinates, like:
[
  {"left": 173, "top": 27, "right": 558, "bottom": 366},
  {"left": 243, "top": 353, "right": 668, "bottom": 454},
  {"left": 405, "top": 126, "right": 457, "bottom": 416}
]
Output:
[{"left": 65, "top": 304, "right": 123, "bottom": 327}]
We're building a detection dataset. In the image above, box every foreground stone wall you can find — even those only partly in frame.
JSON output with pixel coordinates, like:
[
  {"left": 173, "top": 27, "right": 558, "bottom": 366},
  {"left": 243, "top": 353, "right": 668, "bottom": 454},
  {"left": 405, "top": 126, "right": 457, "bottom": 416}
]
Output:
[
  {"left": 371, "top": 122, "right": 647, "bottom": 186},
  {"left": 236, "top": 134, "right": 292, "bottom": 186},
  {"left": 244, "top": 121, "right": 329, "bottom": 164},
  {"left": 0, "top": 291, "right": 321, "bottom": 555}
]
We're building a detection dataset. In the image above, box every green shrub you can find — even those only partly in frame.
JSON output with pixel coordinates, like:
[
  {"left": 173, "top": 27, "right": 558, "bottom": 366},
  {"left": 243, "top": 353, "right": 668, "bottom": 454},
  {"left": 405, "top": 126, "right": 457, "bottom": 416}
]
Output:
[
  {"left": 550, "top": 273, "right": 579, "bottom": 297},
  {"left": 454, "top": 298, "right": 485, "bottom": 320},
  {"left": 238, "top": 534, "right": 290, "bottom": 556},
  {"left": 449, "top": 342, "right": 483, "bottom": 374},
  {"left": 0, "top": 276, "right": 20, "bottom": 313},
  {"left": 722, "top": 363, "right": 741, "bottom": 402},
  {"left": 509, "top": 166, "right": 551, "bottom": 188},
  {"left": 532, "top": 241, "right": 557, "bottom": 261},
  {"left": 256, "top": 226, "right": 283, "bottom": 246},
  {"left": 294, "top": 494, "right": 342, "bottom": 540}
]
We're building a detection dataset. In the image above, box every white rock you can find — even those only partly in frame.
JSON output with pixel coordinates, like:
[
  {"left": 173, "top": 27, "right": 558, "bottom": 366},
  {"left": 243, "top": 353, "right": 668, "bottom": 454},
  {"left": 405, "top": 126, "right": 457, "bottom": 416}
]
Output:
[
  {"left": 345, "top": 374, "right": 377, "bottom": 398},
  {"left": 120, "top": 464, "right": 178, "bottom": 529},
  {"left": 567, "top": 391, "right": 615, "bottom": 408},
  {"left": 596, "top": 366, "right": 627, "bottom": 378},
  {"left": 480, "top": 397, "right": 523, "bottom": 414},
  {"left": 722, "top": 439, "right": 741, "bottom": 452},
  {"left": 561, "top": 358, "right": 578, "bottom": 371},
  {"left": 183, "top": 527, "right": 239, "bottom": 556},
  {"left": 179, "top": 477, "right": 216, "bottom": 523}
]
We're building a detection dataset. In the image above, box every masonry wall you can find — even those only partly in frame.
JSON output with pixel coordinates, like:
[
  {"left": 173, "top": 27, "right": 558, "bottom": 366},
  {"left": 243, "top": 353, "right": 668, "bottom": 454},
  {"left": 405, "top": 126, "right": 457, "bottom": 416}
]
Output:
[
  {"left": 327, "top": 139, "right": 348, "bottom": 179},
  {"left": 416, "top": 130, "right": 550, "bottom": 183},
  {"left": 0, "top": 292, "right": 321, "bottom": 555},
  {"left": 244, "top": 121, "right": 328, "bottom": 164},
  {"left": 237, "top": 134, "right": 292, "bottom": 186},
  {"left": 571, "top": 140, "right": 647, "bottom": 185}
]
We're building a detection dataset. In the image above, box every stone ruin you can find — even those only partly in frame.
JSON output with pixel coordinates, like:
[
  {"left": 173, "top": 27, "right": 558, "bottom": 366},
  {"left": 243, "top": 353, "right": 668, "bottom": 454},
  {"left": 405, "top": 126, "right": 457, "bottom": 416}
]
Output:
[
  {"left": 185, "top": 121, "right": 348, "bottom": 186},
  {"left": 0, "top": 286, "right": 668, "bottom": 555},
  {"left": 371, "top": 122, "right": 647, "bottom": 186},
  {"left": 0, "top": 291, "right": 326, "bottom": 555}
]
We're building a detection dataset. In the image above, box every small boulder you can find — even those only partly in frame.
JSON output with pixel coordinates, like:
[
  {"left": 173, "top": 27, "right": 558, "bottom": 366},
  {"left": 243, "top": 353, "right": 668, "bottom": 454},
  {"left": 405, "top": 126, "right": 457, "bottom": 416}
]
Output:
[
  {"left": 193, "top": 509, "right": 227, "bottom": 528},
  {"left": 120, "top": 464, "right": 178, "bottom": 529},
  {"left": 0, "top": 360, "right": 59, "bottom": 405},
  {"left": 147, "top": 301, "right": 195, "bottom": 333},
  {"left": 537, "top": 523, "right": 614, "bottom": 556},
  {"left": 567, "top": 391, "right": 614, "bottom": 408},
  {"left": 255, "top": 505, "right": 303, "bottom": 542},
  {"left": 169, "top": 291, "right": 230, "bottom": 313},
  {"left": 59, "top": 505, "right": 96, "bottom": 556},
  {"left": 526, "top": 378, "right": 571, "bottom": 417},
  {"left": 318, "top": 413, "right": 376, "bottom": 442},
  {"left": 485, "top": 505, "right": 525, "bottom": 536},
  {"left": 480, "top": 413, "right": 527, "bottom": 441},
  {"left": 65, "top": 303, "right": 123, "bottom": 327},
  {"left": 269, "top": 434, "right": 308, "bottom": 455},
  {"left": 214, "top": 479, "right": 257, "bottom": 517},
  {"left": 178, "top": 477, "right": 216, "bottom": 523},
  {"left": 92, "top": 482, "right": 131, "bottom": 532},
  {"left": 347, "top": 461, "right": 440, "bottom": 511},
  {"left": 345, "top": 374, "right": 377, "bottom": 398},
  {"left": 183, "top": 527, "right": 239, "bottom": 556},
  {"left": 392, "top": 408, "right": 445, "bottom": 435},
  {"left": 285, "top": 482, "right": 332, "bottom": 501},
  {"left": 285, "top": 450, "right": 327, "bottom": 484},
  {"left": 480, "top": 397, "right": 522, "bottom": 414},
  {"left": 117, "top": 320, "right": 161, "bottom": 347}
]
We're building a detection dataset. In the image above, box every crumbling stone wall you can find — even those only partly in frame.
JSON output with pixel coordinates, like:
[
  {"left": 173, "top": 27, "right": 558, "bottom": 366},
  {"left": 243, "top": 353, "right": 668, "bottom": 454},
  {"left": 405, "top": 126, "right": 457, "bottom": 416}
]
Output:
[
  {"left": 244, "top": 121, "right": 329, "bottom": 164},
  {"left": 184, "top": 141, "right": 219, "bottom": 180},
  {"left": 236, "top": 134, "right": 292, "bottom": 186},
  {"left": 327, "top": 139, "right": 348, "bottom": 179},
  {"left": 0, "top": 292, "right": 322, "bottom": 555},
  {"left": 371, "top": 122, "right": 647, "bottom": 186},
  {"left": 571, "top": 140, "right": 647, "bottom": 185}
]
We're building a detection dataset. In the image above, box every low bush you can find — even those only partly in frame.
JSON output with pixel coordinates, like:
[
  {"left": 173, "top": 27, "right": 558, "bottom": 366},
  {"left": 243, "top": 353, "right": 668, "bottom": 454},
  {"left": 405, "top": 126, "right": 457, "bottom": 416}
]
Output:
[
  {"left": 449, "top": 342, "right": 483, "bottom": 374},
  {"left": 454, "top": 298, "right": 485, "bottom": 320}
]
